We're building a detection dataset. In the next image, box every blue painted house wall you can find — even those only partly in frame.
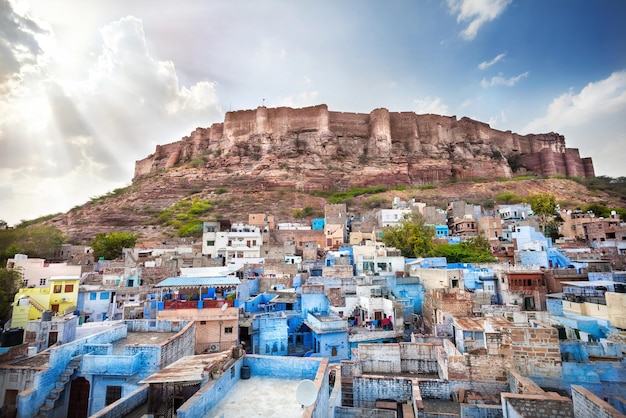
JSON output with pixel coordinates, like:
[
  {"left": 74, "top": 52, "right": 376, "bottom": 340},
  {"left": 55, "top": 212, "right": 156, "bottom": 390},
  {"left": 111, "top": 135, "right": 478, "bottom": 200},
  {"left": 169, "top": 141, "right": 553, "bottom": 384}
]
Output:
[
  {"left": 519, "top": 251, "right": 549, "bottom": 267},
  {"left": 16, "top": 324, "right": 129, "bottom": 418},
  {"left": 546, "top": 298, "right": 563, "bottom": 315},
  {"left": 312, "top": 218, "right": 325, "bottom": 230},
  {"left": 387, "top": 276, "right": 425, "bottom": 316},
  {"left": 252, "top": 312, "right": 289, "bottom": 356},
  {"left": 301, "top": 292, "right": 329, "bottom": 317}
]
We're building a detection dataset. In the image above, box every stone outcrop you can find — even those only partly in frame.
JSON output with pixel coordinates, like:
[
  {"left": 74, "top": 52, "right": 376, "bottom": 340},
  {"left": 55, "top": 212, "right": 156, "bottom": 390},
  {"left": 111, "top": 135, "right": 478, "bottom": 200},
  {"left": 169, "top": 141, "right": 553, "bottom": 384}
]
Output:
[{"left": 134, "top": 104, "right": 594, "bottom": 189}]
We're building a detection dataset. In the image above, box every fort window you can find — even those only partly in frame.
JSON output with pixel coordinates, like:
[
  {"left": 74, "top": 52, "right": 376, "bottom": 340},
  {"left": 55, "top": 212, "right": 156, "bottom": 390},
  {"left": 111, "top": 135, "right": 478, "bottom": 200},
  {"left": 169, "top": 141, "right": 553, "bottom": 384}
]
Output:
[{"left": 40, "top": 278, "right": 46, "bottom": 286}]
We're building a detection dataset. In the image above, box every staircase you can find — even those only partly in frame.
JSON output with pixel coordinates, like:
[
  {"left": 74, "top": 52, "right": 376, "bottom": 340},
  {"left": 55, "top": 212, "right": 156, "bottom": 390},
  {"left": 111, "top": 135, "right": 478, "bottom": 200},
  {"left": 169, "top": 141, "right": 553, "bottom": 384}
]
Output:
[
  {"left": 26, "top": 296, "right": 48, "bottom": 314},
  {"left": 293, "top": 318, "right": 307, "bottom": 333},
  {"left": 35, "top": 356, "right": 82, "bottom": 418}
]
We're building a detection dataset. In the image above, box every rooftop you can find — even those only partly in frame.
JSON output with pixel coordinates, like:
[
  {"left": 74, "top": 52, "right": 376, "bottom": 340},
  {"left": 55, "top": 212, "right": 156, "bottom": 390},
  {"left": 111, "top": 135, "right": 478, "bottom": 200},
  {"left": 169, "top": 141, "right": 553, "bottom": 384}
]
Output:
[{"left": 206, "top": 375, "right": 306, "bottom": 417}]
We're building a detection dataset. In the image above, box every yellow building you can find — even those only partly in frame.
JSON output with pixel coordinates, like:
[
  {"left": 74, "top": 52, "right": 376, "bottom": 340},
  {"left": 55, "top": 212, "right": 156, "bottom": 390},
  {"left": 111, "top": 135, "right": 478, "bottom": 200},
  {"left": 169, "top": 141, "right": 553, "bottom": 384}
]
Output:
[
  {"left": 605, "top": 292, "right": 626, "bottom": 329},
  {"left": 11, "top": 276, "right": 80, "bottom": 329}
]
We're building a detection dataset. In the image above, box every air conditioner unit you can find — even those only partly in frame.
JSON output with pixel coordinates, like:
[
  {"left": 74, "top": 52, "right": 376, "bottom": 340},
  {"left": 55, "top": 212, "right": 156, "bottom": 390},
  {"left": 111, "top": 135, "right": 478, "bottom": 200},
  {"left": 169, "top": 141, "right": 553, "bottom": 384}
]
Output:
[
  {"left": 61, "top": 298, "right": 68, "bottom": 302},
  {"left": 209, "top": 343, "right": 220, "bottom": 352}
]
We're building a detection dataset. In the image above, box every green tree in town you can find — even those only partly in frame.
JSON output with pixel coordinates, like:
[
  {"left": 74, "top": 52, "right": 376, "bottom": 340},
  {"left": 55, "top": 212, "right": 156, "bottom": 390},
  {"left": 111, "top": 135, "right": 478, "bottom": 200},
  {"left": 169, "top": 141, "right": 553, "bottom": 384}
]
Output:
[
  {"left": 292, "top": 206, "right": 315, "bottom": 219},
  {"left": 90, "top": 231, "right": 137, "bottom": 261},
  {"left": 528, "top": 193, "right": 558, "bottom": 235},
  {"left": 0, "top": 268, "right": 21, "bottom": 325},
  {"left": 433, "top": 236, "right": 496, "bottom": 263},
  {"left": 0, "top": 225, "right": 66, "bottom": 265},
  {"left": 381, "top": 213, "right": 435, "bottom": 258}
]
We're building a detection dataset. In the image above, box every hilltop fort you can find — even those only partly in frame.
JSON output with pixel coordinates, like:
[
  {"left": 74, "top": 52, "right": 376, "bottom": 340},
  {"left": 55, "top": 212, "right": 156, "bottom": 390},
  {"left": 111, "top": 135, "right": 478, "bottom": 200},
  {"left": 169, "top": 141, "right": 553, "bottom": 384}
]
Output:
[{"left": 134, "top": 104, "right": 593, "bottom": 188}]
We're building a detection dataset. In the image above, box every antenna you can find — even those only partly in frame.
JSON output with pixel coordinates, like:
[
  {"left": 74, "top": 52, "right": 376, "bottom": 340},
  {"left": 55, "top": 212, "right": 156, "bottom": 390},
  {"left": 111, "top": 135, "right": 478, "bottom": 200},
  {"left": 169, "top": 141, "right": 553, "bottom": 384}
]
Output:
[{"left": 295, "top": 379, "right": 318, "bottom": 408}]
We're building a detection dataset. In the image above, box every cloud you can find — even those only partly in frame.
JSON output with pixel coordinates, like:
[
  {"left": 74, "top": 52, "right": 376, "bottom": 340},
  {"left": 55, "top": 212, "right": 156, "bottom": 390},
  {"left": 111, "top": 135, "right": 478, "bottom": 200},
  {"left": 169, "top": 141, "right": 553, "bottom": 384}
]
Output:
[
  {"left": 0, "top": 0, "right": 47, "bottom": 93},
  {"left": 0, "top": 11, "right": 223, "bottom": 225},
  {"left": 525, "top": 71, "right": 626, "bottom": 131},
  {"left": 480, "top": 71, "right": 528, "bottom": 88},
  {"left": 278, "top": 90, "right": 319, "bottom": 108},
  {"left": 488, "top": 110, "right": 507, "bottom": 127},
  {"left": 414, "top": 97, "right": 449, "bottom": 115},
  {"left": 447, "top": 0, "right": 511, "bottom": 41},
  {"left": 524, "top": 70, "right": 626, "bottom": 177},
  {"left": 478, "top": 53, "right": 506, "bottom": 70}
]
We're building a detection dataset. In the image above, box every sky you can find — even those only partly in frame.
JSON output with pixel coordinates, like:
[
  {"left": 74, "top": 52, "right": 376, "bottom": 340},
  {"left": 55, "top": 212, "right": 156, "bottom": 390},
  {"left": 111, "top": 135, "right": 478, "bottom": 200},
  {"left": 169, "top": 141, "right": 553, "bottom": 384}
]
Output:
[{"left": 1, "top": 0, "right": 625, "bottom": 226}]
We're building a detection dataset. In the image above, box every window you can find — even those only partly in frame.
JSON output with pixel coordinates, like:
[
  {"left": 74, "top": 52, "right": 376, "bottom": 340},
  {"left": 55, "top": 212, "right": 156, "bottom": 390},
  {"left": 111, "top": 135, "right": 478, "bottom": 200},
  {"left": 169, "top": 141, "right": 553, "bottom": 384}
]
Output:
[
  {"left": 39, "top": 278, "right": 46, "bottom": 286},
  {"left": 206, "top": 225, "right": 215, "bottom": 232},
  {"left": 105, "top": 386, "right": 122, "bottom": 405},
  {"left": 100, "top": 292, "right": 110, "bottom": 300},
  {"left": 207, "top": 240, "right": 215, "bottom": 246},
  {"left": 53, "top": 285, "right": 62, "bottom": 293},
  {"left": 22, "top": 279, "right": 28, "bottom": 287},
  {"left": 64, "top": 284, "right": 74, "bottom": 293},
  {"left": 224, "top": 327, "right": 233, "bottom": 334},
  {"left": 90, "top": 293, "right": 97, "bottom": 300}
]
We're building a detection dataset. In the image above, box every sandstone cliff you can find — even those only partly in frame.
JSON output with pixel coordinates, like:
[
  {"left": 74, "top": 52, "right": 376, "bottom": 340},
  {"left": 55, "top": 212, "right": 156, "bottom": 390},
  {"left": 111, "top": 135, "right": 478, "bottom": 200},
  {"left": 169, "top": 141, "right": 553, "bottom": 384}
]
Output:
[{"left": 134, "top": 104, "right": 594, "bottom": 189}]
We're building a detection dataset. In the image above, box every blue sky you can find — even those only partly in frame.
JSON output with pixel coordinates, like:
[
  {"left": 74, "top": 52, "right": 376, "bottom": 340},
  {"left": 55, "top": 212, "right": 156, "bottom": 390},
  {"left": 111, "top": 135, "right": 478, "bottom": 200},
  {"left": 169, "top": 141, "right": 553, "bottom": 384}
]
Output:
[{"left": 1, "top": 0, "right": 625, "bottom": 225}]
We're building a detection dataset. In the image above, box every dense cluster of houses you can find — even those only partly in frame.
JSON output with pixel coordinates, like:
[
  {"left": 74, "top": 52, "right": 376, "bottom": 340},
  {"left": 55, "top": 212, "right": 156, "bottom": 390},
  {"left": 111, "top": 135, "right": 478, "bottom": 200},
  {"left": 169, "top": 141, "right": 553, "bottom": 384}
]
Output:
[{"left": 0, "top": 198, "right": 625, "bottom": 417}]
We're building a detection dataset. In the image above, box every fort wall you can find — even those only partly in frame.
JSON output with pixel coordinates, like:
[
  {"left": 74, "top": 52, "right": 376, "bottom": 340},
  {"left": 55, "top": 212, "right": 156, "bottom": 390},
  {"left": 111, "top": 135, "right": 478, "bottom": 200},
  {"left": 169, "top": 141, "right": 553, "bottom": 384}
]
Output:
[{"left": 133, "top": 104, "right": 594, "bottom": 181}]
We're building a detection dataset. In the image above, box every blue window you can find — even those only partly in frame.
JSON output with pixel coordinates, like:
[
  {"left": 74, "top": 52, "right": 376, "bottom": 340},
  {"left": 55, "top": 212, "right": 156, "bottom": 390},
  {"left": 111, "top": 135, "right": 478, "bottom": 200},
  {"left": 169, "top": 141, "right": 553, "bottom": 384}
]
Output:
[
  {"left": 90, "top": 293, "right": 97, "bottom": 300},
  {"left": 100, "top": 292, "right": 110, "bottom": 300}
]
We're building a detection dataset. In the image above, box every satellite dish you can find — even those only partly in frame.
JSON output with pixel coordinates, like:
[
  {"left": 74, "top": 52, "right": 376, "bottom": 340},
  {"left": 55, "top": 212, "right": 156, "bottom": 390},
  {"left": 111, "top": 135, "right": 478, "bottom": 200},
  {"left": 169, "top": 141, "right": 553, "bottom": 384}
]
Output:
[
  {"left": 295, "top": 379, "right": 318, "bottom": 408},
  {"left": 221, "top": 302, "right": 228, "bottom": 311}
]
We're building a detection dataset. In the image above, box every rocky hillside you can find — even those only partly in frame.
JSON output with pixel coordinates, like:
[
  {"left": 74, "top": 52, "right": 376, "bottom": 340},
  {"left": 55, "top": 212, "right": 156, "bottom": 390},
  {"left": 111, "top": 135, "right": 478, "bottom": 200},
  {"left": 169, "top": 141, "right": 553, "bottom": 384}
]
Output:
[
  {"left": 43, "top": 104, "right": 618, "bottom": 243},
  {"left": 47, "top": 165, "right": 623, "bottom": 244}
]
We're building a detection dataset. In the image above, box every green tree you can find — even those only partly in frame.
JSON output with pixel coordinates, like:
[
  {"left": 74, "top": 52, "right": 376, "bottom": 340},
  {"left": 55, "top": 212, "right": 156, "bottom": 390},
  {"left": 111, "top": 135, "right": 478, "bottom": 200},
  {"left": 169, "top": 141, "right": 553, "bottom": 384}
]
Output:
[
  {"left": 381, "top": 213, "right": 435, "bottom": 258},
  {"left": 90, "top": 232, "right": 137, "bottom": 261},
  {"left": 0, "top": 225, "right": 65, "bottom": 265},
  {"left": 434, "top": 236, "right": 496, "bottom": 263},
  {"left": 528, "top": 193, "right": 558, "bottom": 235},
  {"left": 0, "top": 268, "right": 21, "bottom": 325},
  {"left": 581, "top": 203, "right": 611, "bottom": 218},
  {"left": 293, "top": 206, "right": 315, "bottom": 219}
]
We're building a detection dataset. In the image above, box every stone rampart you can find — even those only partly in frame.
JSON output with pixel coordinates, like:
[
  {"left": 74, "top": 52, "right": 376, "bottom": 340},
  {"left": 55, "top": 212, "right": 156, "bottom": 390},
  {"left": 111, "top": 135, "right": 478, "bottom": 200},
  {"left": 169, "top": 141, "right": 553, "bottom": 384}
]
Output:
[{"left": 133, "top": 104, "right": 594, "bottom": 182}]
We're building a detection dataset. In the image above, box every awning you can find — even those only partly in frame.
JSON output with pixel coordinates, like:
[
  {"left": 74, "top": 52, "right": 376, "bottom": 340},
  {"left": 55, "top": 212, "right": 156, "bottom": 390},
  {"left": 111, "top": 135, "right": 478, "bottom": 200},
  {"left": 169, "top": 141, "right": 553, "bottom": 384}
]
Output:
[
  {"left": 561, "top": 280, "right": 616, "bottom": 287},
  {"left": 155, "top": 276, "right": 241, "bottom": 289}
]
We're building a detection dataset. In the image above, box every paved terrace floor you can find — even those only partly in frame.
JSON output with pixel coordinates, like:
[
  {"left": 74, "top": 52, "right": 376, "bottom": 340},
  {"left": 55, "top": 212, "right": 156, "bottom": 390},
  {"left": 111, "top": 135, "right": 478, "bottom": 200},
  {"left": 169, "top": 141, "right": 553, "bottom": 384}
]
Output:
[{"left": 206, "top": 375, "right": 307, "bottom": 418}]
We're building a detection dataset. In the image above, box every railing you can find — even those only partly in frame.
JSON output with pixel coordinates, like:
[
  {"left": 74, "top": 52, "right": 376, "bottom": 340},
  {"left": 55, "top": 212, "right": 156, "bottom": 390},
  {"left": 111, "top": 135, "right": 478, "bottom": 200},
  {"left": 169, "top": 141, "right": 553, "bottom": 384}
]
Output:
[{"left": 160, "top": 299, "right": 232, "bottom": 310}]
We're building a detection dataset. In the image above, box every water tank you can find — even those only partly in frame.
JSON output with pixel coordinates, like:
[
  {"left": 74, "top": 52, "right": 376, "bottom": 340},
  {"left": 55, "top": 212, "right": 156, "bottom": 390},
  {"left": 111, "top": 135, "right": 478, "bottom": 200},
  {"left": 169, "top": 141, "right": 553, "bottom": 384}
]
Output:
[
  {"left": 241, "top": 365, "right": 251, "bottom": 379},
  {"left": 41, "top": 310, "right": 52, "bottom": 321},
  {"left": 0, "top": 328, "right": 24, "bottom": 347}
]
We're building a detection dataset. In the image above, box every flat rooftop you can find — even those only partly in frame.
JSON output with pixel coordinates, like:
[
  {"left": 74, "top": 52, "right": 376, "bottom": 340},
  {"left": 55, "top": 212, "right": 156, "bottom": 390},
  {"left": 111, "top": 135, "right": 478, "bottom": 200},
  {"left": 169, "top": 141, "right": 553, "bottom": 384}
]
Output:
[
  {"left": 111, "top": 331, "right": 178, "bottom": 355},
  {"left": 206, "top": 375, "right": 307, "bottom": 418}
]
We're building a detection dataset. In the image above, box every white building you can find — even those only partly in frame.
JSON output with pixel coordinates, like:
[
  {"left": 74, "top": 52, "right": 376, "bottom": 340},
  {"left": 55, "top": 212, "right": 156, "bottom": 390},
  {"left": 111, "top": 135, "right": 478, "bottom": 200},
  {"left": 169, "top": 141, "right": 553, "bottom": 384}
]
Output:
[
  {"left": 202, "top": 222, "right": 263, "bottom": 262},
  {"left": 376, "top": 209, "right": 413, "bottom": 228},
  {"left": 7, "top": 254, "right": 83, "bottom": 288}
]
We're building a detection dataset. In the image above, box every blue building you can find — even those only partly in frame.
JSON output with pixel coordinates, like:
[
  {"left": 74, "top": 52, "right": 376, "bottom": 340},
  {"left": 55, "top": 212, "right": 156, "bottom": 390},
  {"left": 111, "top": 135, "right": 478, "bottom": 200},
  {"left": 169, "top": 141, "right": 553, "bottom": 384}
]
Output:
[{"left": 312, "top": 218, "right": 325, "bottom": 230}]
